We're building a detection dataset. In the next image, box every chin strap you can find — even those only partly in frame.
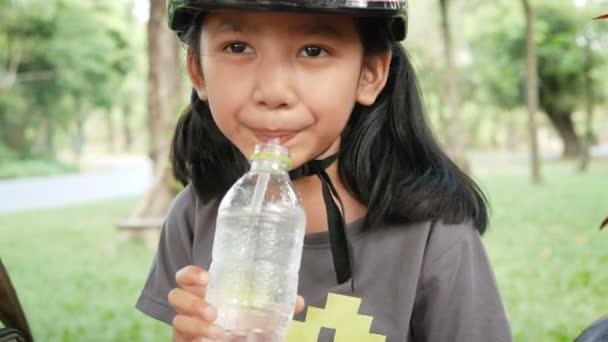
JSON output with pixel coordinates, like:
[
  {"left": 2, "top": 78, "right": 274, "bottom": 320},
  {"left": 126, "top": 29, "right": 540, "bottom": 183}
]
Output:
[{"left": 289, "top": 154, "right": 354, "bottom": 289}]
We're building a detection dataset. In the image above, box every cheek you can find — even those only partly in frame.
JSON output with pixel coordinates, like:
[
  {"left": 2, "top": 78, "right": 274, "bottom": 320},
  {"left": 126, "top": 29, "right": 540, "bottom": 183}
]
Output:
[
  {"left": 298, "top": 65, "right": 360, "bottom": 128},
  {"left": 203, "top": 62, "right": 246, "bottom": 133},
  {"left": 300, "top": 61, "right": 360, "bottom": 95},
  {"left": 202, "top": 65, "right": 253, "bottom": 159}
]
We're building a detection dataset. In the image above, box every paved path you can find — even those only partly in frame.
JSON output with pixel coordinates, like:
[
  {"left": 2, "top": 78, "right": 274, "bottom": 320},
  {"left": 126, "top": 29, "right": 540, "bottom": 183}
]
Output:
[
  {"left": 0, "top": 157, "right": 153, "bottom": 216},
  {"left": 469, "top": 144, "right": 608, "bottom": 162},
  {"left": 1, "top": 144, "right": 606, "bottom": 216}
]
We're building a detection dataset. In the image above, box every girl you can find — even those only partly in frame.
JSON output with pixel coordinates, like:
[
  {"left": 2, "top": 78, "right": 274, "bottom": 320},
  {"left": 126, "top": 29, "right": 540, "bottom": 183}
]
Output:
[{"left": 137, "top": 1, "right": 512, "bottom": 341}]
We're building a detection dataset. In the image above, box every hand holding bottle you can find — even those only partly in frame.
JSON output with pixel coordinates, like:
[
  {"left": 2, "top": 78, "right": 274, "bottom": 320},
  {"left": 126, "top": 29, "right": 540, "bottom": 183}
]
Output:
[
  {"left": 168, "top": 265, "right": 305, "bottom": 342},
  {"left": 169, "top": 266, "right": 224, "bottom": 341}
]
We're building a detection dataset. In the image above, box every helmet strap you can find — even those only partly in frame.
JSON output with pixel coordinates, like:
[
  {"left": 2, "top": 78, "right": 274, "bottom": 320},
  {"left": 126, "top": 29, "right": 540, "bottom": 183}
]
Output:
[{"left": 290, "top": 154, "right": 354, "bottom": 289}]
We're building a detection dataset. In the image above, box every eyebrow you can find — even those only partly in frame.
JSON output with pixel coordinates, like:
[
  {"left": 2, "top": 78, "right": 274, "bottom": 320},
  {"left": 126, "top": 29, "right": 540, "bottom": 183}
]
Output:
[
  {"left": 215, "top": 22, "right": 254, "bottom": 34},
  {"left": 211, "top": 19, "right": 345, "bottom": 39},
  {"left": 292, "top": 23, "right": 345, "bottom": 39}
]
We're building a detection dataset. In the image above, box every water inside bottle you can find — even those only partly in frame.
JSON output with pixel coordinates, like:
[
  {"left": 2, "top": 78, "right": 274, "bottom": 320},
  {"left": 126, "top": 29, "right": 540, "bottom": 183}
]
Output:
[
  {"left": 207, "top": 210, "right": 305, "bottom": 341},
  {"left": 213, "top": 300, "right": 290, "bottom": 341}
]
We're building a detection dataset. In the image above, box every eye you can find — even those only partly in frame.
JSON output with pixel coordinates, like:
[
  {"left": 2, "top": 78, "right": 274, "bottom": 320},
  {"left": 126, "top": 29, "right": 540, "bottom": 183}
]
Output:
[
  {"left": 224, "top": 42, "right": 254, "bottom": 54},
  {"left": 300, "top": 46, "right": 328, "bottom": 58}
]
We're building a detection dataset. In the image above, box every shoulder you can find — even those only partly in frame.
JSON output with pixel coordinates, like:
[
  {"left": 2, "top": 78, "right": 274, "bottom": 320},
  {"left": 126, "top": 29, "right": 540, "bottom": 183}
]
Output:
[
  {"left": 165, "top": 184, "right": 222, "bottom": 232},
  {"left": 376, "top": 220, "right": 479, "bottom": 255},
  {"left": 418, "top": 220, "right": 487, "bottom": 270},
  {"left": 165, "top": 183, "right": 198, "bottom": 223},
  {"left": 428, "top": 220, "right": 480, "bottom": 252},
  {"left": 411, "top": 220, "right": 512, "bottom": 341}
]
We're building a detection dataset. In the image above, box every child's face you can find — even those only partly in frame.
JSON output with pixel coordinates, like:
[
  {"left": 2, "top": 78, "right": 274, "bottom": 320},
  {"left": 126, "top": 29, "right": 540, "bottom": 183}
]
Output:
[{"left": 188, "top": 11, "right": 389, "bottom": 168}]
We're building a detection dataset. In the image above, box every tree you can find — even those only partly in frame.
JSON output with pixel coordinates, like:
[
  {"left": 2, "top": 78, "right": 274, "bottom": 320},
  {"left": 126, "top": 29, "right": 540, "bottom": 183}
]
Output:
[
  {"left": 521, "top": 0, "right": 543, "bottom": 184},
  {"left": 146, "top": 0, "right": 183, "bottom": 166},
  {"left": 536, "top": 4, "right": 585, "bottom": 158},
  {"left": 130, "top": 0, "right": 184, "bottom": 219},
  {"left": 438, "top": 0, "right": 470, "bottom": 172},
  {"left": 535, "top": 2, "right": 606, "bottom": 158},
  {"left": 0, "top": 0, "right": 137, "bottom": 160},
  {"left": 579, "top": 30, "right": 594, "bottom": 171},
  {"left": 467, "top": 0, "right": 607, "bottom": 159},
  {"left": 578, "top": 8, "right": 608, "bottom": 171}
]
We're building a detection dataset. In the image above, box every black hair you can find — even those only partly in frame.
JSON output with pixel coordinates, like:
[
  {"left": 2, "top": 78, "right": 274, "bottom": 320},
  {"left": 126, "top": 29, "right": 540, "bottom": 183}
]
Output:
[{"left": 171, "top": 14, "right": 489, "bottom": 233}]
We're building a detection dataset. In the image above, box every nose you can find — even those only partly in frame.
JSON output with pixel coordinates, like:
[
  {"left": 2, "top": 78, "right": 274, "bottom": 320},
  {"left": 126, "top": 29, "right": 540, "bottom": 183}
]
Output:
[{"left": 252, "top": 55, "right": 298, "bottom": 110}]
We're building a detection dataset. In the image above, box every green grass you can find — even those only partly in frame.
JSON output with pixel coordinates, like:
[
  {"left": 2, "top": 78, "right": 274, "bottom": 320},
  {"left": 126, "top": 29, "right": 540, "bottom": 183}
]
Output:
[
  {"left": 0, "top": 198, "right": 171, "bottom": 342},
  {"left": 0, "top": 159, "right": 79, "bottom": 179},
  {"left": 475, "top": 159, "right": 608, "bottom": 341},
  {"left": 0, "top": 159, "right": 607, "bottom": 341}
]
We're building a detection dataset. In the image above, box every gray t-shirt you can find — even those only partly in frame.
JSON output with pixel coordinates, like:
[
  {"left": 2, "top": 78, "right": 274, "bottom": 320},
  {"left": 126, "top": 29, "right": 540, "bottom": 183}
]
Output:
[{"left": 136, "top": 185, "right": 512, "bottom": 341}]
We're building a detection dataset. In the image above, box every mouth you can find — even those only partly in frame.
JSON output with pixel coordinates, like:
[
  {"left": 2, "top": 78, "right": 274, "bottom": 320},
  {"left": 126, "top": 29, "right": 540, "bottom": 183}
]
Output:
[{"left": 253, "top": 129, "right": 297, "bottom": 145}]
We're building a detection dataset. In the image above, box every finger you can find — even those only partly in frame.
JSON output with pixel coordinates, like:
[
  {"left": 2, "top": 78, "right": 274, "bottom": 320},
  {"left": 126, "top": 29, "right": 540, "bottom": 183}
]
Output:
[
  {"left": 174, "top": 329, "right": 221, "bottom": 342},
  {"left": 168, "top": 288, "right": 218, "bottom": 321},
  {"left": 172, "top": 314, "right": 225, "bottom": 340},
  {"left": 182, "top": 284, "right": 207, "bottom": 299},
  {"left": 294, "top": 295, "right": 305, "bottom": 315},
  {"left": 172, "top": 329, "right": 205, "bottom": 342},
  {"left": 176, "top": 266, "right": 209, "bottom": 288}
]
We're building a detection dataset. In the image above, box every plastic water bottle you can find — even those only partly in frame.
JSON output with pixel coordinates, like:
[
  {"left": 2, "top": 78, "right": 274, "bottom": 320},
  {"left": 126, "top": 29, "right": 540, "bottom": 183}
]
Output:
[{"left": 206, "top": 140, "right": 306, "bottom": 341}]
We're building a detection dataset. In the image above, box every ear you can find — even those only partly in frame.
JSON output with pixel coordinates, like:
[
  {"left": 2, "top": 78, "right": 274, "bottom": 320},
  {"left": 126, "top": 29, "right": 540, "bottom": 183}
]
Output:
[
  {"left": 187, "top": 49, "right": 208, "bottom": 100},
  {"left": 356, "top": 50, "right": 392, "bottom": 106}
]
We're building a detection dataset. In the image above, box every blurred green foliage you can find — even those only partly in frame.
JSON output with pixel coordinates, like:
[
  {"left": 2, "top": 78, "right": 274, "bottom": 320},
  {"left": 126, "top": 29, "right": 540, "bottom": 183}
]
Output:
[
  {"left": 0, "top": 0, "right": 143, "bottom": 162},
  {"left": 408, "top": 0, "right": 608, "bottom": 153},
  {"left": 0, "top": 158, "right": 78, "bottom": 179},
  {"left": 1, "top": 0, "right": 607, "bottom": 169}
]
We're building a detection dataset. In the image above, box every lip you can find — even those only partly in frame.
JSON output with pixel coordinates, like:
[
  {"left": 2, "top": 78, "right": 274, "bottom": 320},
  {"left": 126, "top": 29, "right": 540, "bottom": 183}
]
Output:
[{"left": 253, "top": 129, "right": 297, "bottom": 145}]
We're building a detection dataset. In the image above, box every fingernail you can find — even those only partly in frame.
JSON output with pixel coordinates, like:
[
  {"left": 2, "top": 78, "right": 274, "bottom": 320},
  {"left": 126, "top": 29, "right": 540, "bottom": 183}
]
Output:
[
  {"left": 200, "top": 272, "right": 208, "bottom": 283},
  {"left": 201, "top": 306, "right": 215, "bottom": 321},
  {"left": 208, "top": 325, "right": 224, "bottom": 339}
]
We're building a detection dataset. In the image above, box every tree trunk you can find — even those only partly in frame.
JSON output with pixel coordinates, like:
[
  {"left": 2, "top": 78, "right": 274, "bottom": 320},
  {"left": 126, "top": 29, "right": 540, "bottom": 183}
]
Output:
[
  {"left": 5, "top": 127, "right": 26, "bottom": 153},
  {"left": 130, "top": 150, "right": 175, "bottom": 219},
  {"left": 130, "top": 0, "right": 182, "bottom": 220},
  {"left": 545, "top": 110, "right": 581, "bottom": 158},
  {"left": 122, "top": 102, "right": 133, "bottom": 152},
  {"left": 147, "top": 0, "right": 180, "bottom": 166},
  {"left": 438, "top": 0, "right": 469, "bottom": 172},
  {"left": 579, "top": 35, "right": 594, "bottom": 171},
  {"left": 0, "top": 112, "right": 6, "bottom": 147},
  {"left": 106, "top": 110, "right": 116, "bottom": 154},
  {"left": 5, "top": 111, "right": 31, "bottom": 154},
  {"left": 42, "top": 111, "right": 55, "bottom": 159},
  {"left": 505, "top": 111, "right": 518, "bottom": 151},
  {"left": 71, "top": 102, "right": 86, "bottom": 163},
  {"left": 521, "top": 0, "right": 542, "bottom": 184}
]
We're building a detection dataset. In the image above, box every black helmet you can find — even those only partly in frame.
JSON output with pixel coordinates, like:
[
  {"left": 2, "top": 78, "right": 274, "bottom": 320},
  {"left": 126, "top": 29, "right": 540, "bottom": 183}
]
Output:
[{"left": 167, "top": 0, "right": 408, "bottom": 42}]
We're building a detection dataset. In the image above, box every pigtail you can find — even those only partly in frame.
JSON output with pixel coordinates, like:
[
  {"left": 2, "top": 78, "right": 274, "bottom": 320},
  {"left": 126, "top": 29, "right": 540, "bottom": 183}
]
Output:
[
  {"left": 340, "top": 29, "right": 488, "bottom": 233},
  {"left": 388, "top": 47, "right": 488, "bottom": 233},
  {"left": 171, "top": 94, "right": 194, "bottom": 186}
]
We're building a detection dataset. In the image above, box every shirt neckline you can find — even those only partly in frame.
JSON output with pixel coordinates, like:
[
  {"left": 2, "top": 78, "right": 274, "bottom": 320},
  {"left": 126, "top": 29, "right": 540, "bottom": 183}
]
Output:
[{"left": 303, "top": 215, "right": 366, "bottom": 247}]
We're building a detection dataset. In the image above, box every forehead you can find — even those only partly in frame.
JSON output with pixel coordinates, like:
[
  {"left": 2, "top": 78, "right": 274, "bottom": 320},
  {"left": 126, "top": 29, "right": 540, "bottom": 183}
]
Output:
[{"left": 203, "top": 10, "right": 358, "bottom": 37}]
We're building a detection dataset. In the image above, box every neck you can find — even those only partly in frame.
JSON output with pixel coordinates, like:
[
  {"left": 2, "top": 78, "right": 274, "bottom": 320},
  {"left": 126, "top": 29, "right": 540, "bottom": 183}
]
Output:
[{"left": 292, "top": 161, "right": 367, "bottom": 234}]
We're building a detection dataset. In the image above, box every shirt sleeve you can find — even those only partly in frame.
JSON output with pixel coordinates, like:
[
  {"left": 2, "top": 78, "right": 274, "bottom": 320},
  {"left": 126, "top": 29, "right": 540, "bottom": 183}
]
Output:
[
  {"left": 410, "top": 221, "right": 512, "bottom": 342},
  {"left": 135, "top": 185, "right": 197, "bottom": 325}
]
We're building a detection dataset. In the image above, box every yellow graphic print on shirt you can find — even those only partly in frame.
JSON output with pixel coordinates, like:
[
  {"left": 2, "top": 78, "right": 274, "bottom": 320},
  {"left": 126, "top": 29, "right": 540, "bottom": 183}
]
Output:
[{"left": 286, "top": 293, "right": 386, "bottom": 342}]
